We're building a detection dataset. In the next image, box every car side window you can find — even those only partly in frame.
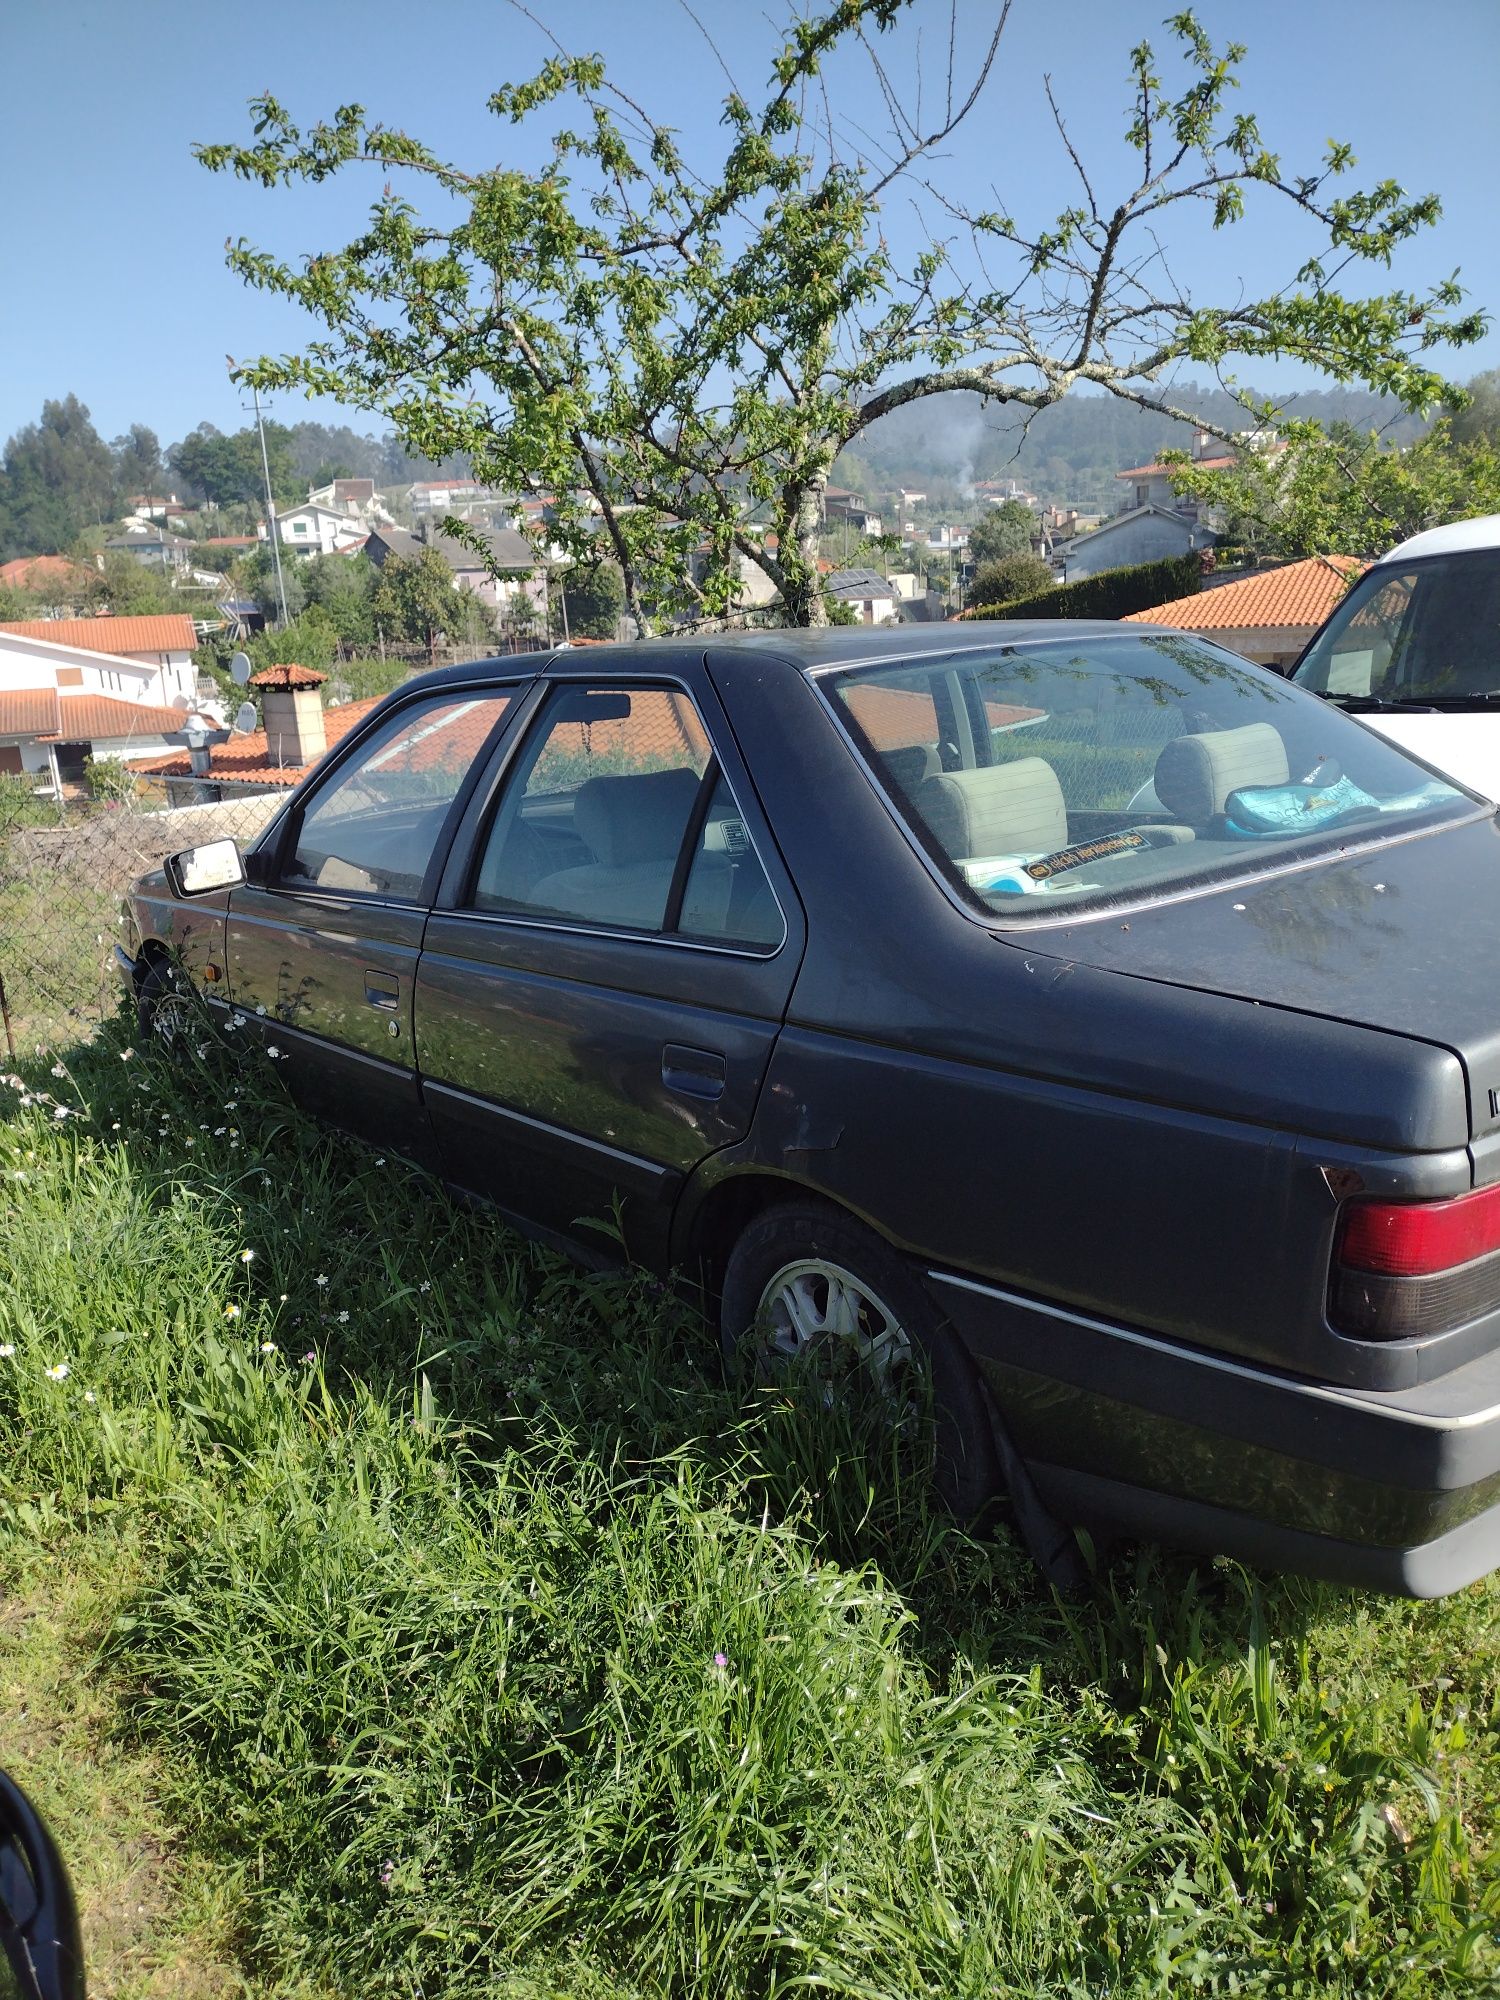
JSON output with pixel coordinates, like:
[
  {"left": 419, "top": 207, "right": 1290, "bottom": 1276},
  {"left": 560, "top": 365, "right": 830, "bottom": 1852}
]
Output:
[
  {"left": 468, "top": 683, "right": 782, "bottom": 947},
  {"left": 282, "top": 690, "right": 516, "bottom": 901}
]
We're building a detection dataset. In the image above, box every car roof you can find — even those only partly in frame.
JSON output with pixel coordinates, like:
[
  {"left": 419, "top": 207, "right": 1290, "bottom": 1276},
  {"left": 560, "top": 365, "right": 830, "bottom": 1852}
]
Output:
[
  {"left": 1371, "top": 513, "right": 1500, "bottom": 565},
  {"left": 397, "top": 619, "right": 1164, "bottom": 697}
]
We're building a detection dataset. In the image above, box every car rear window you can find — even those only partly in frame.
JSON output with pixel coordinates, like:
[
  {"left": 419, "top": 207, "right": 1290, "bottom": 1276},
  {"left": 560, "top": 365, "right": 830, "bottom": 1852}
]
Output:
[{"left": 823, "top": 633, "right": 1474, "bottom": 920}]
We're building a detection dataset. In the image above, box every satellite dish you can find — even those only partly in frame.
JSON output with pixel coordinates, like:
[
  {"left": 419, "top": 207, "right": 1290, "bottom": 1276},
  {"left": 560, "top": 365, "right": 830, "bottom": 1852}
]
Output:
[
  {"left": 229, "top": 651, "right": 252, "bottom": 686},
  {"left": 231, "top": 702, "right": 258, "bottom": 735}
]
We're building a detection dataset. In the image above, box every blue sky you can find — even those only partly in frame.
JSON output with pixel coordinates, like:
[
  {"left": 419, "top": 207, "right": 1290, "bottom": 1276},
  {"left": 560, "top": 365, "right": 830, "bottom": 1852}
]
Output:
[{"left": 2, "top": 0, "right": 1496, "bottom": 452}]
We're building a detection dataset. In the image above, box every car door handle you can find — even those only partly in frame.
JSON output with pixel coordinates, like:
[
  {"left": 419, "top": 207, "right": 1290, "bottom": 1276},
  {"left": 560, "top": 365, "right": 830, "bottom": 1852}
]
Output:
[
  {"left": 364, "top": 971, "right": 400, "bottom": 1010},
  {"left": 662, "top": 1043, "right": 727, "bottom": 1101}
]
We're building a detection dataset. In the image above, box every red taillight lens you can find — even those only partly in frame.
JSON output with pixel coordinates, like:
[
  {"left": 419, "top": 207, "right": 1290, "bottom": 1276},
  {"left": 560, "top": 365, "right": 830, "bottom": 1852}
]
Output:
[
  {"left": 1331, "top": 1182, "right": 1500, "bottom": 1340},
  {"left": 1338, "top": 1184, "right": 1500, "bottom": 1277}
]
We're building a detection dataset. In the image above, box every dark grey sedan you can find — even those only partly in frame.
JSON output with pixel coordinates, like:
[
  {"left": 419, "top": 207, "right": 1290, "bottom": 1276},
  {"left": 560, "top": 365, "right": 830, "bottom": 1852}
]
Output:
[{"left": 121, "top": 625, "right": 1500, "bottom": 1596}]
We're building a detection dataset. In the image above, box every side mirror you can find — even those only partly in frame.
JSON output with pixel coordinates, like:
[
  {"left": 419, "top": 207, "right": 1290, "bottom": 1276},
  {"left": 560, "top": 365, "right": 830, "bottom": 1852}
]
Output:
[
  {"left": 0, "top": 1770, "right": 85, "bottom": 2000},
  {"left": 164, "top": 838, "right": 246, "bottom": 899}
]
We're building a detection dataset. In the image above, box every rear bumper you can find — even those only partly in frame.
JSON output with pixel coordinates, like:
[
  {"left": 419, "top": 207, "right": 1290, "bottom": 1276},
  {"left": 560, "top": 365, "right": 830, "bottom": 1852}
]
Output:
[{"left": 931, "top": 1268, "right": 1500, "bottom": 1597}]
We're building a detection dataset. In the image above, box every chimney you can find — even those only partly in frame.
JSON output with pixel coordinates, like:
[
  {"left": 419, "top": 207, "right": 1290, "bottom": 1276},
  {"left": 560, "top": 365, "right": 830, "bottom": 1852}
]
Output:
[{"left": 249, "top": 663, "right": 329, "bottom": 767}]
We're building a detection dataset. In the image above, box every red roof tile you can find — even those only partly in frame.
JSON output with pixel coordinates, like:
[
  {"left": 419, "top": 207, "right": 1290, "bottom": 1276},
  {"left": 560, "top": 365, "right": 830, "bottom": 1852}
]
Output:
[
  {"left": 1116, "top": 455, "right": 1236, "bottom": 480},
  {"left": 0, "top": 555, "right": 87, "bottom": 590},
  {"left": 1123, "top": 553, "right": 1365, "bottom": 634},
  {"left": 0, "top": 688, "right": 59, "bottom": 738},
  {"left": 41, "top": 695, "right": 194, "bottom": 745},
  {"left": 0, "top": 614, "right": 198, "bottom": 655},
  {"left": 249, "top": 664, "right": 327, "bottom": 689},
  {"left": 138, "top": 699, "right": 384, "bottom": 787}
]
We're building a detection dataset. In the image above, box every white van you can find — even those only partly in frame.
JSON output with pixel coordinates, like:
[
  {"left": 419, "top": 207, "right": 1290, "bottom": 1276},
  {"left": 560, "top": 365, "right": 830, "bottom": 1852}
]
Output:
[{"left": 1290, "top": 514, "right": 1500, "bottom": 799}]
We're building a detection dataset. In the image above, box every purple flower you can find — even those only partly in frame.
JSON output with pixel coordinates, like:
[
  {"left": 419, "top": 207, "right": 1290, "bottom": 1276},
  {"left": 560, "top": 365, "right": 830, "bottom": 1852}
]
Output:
[
  {"left": 379, "top": 1859, "right": 395, "bottom": 1889},
  {"left": 713, "top": 1652, "right": 729, "bottom": 1669}
]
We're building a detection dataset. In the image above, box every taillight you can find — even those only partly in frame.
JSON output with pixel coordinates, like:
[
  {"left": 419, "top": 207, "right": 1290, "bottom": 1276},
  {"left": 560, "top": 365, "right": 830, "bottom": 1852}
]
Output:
[{"left": 1332, "top": 1185, "right": 1500, "bottom": 1339}]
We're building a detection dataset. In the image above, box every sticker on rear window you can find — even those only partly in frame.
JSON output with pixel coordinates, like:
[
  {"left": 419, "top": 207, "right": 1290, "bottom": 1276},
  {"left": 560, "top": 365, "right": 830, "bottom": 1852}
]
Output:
[{"left": 1025, "top": 832, "right": 1147, "bottom": 881}]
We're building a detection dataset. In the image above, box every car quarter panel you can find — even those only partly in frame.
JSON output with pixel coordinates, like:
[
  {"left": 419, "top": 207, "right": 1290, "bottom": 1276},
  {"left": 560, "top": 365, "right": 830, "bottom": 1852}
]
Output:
[{"left": 701, "top": 646, "right": 1477, "bottom": 1392}]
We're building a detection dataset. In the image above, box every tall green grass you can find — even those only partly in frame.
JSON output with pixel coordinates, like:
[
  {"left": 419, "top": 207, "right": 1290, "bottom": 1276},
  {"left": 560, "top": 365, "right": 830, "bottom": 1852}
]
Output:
[{"left": 1, "top": 1021, "right": 1496, "bottom": 1997}]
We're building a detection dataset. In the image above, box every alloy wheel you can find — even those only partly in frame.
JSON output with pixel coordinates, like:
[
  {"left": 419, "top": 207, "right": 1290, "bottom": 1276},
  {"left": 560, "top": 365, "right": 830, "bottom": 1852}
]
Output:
[{"left": 753, "top": 1257, "right": 916, "bottom": 1404}]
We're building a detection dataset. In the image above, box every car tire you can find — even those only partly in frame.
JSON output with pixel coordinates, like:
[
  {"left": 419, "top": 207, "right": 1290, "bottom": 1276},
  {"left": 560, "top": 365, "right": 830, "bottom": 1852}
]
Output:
[
  {"left": 136, "top": 958, "right": 193, "bottom": 1047},
  {"left": 719, "top": 1201, "right": 1001, "bottom": 1522}
]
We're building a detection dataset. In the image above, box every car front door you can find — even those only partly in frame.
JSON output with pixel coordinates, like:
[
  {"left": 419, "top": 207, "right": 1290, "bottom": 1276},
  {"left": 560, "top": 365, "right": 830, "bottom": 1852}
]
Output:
[
  {"left": 415, "top": 668, "right": 805, "bottom": 1264},
  {"left": 225, "top": 682, "right": 525, "bottom": 1161}
]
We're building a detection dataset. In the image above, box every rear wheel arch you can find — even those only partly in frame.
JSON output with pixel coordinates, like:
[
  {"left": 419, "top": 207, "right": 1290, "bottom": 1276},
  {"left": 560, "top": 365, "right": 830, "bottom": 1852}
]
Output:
[{"left": 679, "top": 1170, "right": 880, "bottom": 1305}]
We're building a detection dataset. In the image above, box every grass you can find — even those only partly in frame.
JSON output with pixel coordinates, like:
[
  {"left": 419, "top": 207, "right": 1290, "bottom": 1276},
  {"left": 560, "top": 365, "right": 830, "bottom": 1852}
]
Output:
[{"left": 1, "top": 1016, "right": 1498, "bottom": 1997}]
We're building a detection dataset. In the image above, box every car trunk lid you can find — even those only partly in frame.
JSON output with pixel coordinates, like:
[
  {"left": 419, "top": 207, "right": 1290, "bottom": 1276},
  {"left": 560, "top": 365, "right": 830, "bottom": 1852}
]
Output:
[{"left": 1005, "top": 812, "right": 1500, "bottom": 1145}]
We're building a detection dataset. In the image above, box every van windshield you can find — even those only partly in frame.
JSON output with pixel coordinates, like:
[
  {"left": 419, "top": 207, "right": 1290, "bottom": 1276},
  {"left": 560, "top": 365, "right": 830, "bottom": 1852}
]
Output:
[
  {"left": 1293, "top": 552, "right": 1500, "bottom": 707},
  {"left": 824, "top": 632, "right": 1473, "bottom": 920}
]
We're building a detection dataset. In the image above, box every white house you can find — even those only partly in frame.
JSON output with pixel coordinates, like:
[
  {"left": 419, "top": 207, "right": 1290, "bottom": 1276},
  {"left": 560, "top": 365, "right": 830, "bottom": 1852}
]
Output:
[
  {"left": 409, "top": 480, "right": 495, "bottom": 516},
  {"left": 827, "top": 567, "right": 901, "bottom": 626},
  {"left": 305, "top": 477, "right": 393, "bottom": 528},
  {"left": 1056, "top": 505, "right": 1216, "bottom": 583},
  {"left": 0, "top": 622, "right": 217, "bottom": 790},
  {"left": 0, "top": 615, "right": 202, "bottom": 708},
  {"left": 261, "top": 502, "right": 370, "bottom": 557}
]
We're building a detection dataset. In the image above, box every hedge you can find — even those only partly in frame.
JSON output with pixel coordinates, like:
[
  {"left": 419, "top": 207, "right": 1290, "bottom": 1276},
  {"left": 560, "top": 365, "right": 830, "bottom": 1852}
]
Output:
[{"left": 961, "top": 550, "right": 1205, "bottom": 622}]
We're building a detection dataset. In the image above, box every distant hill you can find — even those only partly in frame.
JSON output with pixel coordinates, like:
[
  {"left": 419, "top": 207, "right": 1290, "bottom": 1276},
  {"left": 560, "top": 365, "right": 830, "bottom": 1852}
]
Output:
[{"left": 843, "top": 382, "right": 1428, "bottom": 510}]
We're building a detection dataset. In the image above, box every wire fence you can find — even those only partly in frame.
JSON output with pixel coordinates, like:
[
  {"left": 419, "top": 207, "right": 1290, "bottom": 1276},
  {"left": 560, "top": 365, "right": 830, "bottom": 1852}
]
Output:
[{"left": 0, "top": 779, "right": 281, "bottom": 1054}]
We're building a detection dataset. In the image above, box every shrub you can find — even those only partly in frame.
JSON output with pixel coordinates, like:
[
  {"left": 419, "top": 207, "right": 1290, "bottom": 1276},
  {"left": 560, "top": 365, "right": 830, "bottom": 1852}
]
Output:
[
  {"left": 969, "top": 552, "right": 1054, "bottom": 606},
  {"left": 963, "top": 550, "right": 1205, "bottom": 622},
  {"left": 83, "top": 755, "right": 138, "bottom": 804}
]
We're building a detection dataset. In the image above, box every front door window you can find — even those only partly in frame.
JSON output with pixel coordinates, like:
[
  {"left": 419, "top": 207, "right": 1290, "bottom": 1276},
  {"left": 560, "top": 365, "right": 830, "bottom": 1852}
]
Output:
[{"left": 283, "top": 691, "right": 517, "bottom": 900}]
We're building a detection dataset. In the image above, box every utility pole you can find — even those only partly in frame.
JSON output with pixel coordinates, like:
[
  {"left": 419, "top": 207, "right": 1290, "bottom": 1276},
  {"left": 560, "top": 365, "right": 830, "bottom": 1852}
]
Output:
[{"left": 250, "top": 384, "right": 291, "bottom": 628}]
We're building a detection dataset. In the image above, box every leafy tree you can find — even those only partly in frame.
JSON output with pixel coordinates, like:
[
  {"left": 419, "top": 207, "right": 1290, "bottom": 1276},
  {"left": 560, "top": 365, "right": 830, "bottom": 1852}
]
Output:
[
  {"left": 969, "top": 550, "right": 1054, "bottom": 606},
  {"left": 252, "top": 605, "right": 339, "bottom": 673},
  {"left": 235, "top": 543, "right": 308, "bottom": 621},
  {"left": 95, "top": 549, "right": 187, "bottom": 616},
  {"left": 170, "top": 421, "right": 299, "bottom": 507},
  {"left": 200, "top": 5, "right": 1482, "bottom": 631},
  {"left": 1452, "top": 369, "right": 1500, "bottom": 448},
  {"left": 112, "top": 424, "right": 165, "bottom": 502},
  {"left": 967, "top": 500, "right": 1036, "bottom": 567},
  {"left": 0, "top": 396, "right": 119, "bottom": 558},
  {"left": 559, "top": 562, "right": 624, "bottom": 640},
  {"left": 371, "top": 547, "right": 482, "bottom": 653},
  {"left": 1163, "top": 418, "right": 1500, "bottom": 560},
  {"left": 325, "top": 655, "right": 416, "bottom": 704},
  {"left": 301, "top": 552, "right": 378, "bottom": 650}
]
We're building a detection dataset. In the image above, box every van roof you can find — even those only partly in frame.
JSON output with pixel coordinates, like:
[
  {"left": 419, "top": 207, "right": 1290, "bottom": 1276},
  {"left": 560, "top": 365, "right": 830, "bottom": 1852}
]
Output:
[{"left": 1374, "top": 513, "right": 1500, "bottom": 565}]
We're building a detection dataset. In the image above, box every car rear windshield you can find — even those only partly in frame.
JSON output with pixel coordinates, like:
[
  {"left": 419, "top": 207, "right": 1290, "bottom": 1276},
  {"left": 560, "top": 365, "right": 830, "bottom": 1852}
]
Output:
[
  {"left": 1293, "top": 550, "right": 1500, "bottom": 706},
  {"left": 823, "top": 632, "right": 1474, "bottom": 920}
]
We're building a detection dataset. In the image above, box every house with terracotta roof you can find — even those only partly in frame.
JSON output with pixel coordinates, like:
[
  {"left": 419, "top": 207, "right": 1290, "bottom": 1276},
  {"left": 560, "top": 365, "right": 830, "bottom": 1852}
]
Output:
[
  {"left": 0, "top": 616, "right": 217, "bottom": 791},
  {"left": 1123, "top": 553, "right": 1365, "bottom": 670},
  {"left": 0, "top": 615, "right": 200, "bottom": 706}
]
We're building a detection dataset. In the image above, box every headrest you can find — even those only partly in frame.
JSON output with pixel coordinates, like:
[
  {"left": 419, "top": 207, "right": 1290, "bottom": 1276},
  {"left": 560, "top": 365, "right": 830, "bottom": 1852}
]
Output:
[
  {"left": 572, "top": 766, "right": 702, "bottom": 868},
  {"left": 1153, "top": 724, "right": 1289, "bottom": 823},
  {"left": 916, "top": 758, "right": 1067, "bottom": 860},
  {"left": 883, "top": 743, "right": 940, "bottom": 795}
]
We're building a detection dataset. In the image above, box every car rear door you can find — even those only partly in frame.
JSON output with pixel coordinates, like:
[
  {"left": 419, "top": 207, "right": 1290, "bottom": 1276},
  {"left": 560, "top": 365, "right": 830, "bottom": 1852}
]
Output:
[
  {"left": 415, "top": 663, "right": 805, "bottom": 1264},
  {"left": 225, "top": 681, "right": 527, "bottom": 1162}
]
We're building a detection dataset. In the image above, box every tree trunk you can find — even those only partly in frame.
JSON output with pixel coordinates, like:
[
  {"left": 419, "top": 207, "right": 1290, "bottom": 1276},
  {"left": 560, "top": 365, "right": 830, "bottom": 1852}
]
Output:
[{"left": 781, "top": 471, "right": 830, "bottom": 627}]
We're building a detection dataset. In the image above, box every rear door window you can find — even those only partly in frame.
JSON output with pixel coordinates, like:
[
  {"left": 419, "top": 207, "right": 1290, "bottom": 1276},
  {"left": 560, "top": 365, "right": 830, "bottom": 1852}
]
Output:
[{"left": 466, "top": 683, "right": 783, "bottom": 949}]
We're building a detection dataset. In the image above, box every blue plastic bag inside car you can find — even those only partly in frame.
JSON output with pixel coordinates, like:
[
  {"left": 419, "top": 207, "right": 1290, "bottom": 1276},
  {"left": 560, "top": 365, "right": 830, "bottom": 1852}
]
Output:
[{"left": 1224, "top": 773, "right": 1378, "bottom": 836}]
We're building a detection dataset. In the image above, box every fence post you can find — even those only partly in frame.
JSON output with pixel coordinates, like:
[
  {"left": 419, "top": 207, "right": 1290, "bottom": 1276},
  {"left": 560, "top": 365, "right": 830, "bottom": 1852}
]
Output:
[{"left": 0, "top": 971, "right": 14, "bottom": 1064}]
